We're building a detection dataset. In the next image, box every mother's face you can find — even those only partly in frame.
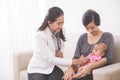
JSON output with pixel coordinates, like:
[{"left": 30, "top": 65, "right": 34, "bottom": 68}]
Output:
[
  {"left": 85, "top": 21, "right": 99, "bottom": 36},
  {"left": 48, "top": 15, "right": 64, "bottom": 33}
]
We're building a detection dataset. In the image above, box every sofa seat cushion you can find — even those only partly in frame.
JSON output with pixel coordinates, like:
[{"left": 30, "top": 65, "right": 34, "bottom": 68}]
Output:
[{"left": 93, "top": 62, "right": 120, "bottom": 80}]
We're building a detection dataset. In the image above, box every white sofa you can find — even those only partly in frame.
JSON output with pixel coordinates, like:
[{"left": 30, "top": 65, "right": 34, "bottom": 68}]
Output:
[{"left": 13, "top": 33, "right": 120, "bottom": 80}]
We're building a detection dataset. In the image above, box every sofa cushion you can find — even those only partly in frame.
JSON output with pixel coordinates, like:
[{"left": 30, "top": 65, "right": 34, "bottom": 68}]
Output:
[
  {"left": 113, "top": 36, "right": 120, "bottom": 63},
  {"left": 20, "top": 70, "right": 28, "bottom": 80},
  {"left": 93, "top": 62, "right": 120, "bottom": 80},
  {"left": 64, "top": 33, "right": 80, "bottom": 58}
]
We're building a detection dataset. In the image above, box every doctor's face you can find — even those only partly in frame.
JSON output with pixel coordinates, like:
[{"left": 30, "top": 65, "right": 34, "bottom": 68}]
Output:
[{"left": 49, "top": 15, "right": 64, "bottom": 33}]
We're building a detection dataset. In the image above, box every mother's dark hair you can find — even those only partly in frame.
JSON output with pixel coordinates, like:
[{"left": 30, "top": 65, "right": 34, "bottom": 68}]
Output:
[
  {"left": 82, "top": 9, "right": 100, "bottom": 27},
  {"left": 37, "top": 6, "right": 65, "bottom": 41}
]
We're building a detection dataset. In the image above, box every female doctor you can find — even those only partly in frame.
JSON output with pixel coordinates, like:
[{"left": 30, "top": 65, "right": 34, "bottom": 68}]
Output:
[{"left": 27, "top": 6, "right": 87, "bottom": 80}]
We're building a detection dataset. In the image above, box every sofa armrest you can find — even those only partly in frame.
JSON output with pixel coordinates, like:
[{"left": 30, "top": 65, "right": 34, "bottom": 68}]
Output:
[
  {"left": 93, "top": 62, "right": 120, "bottom": 80},
  {"left": 13, "top": 51, "right": 33, "bottom": 80}
]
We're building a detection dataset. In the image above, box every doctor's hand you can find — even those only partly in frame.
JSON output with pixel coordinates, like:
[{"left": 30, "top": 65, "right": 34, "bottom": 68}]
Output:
[
  {"left": 62, "top": 67, "right": 74, "bottom": 80},
  {"left": 72, "top": 56, "right": 88, "bottom": 66},
  {"left": 55, "top": 50, "right": 63, "bottom": 58},
  {"left": 78, "top": 55, "right": 89, "bottom": 65}
]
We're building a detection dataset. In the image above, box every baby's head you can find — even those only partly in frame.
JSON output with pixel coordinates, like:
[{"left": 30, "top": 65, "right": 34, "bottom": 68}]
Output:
[{"left": 92, "top": 42, "right": 108, "bottom": 56}]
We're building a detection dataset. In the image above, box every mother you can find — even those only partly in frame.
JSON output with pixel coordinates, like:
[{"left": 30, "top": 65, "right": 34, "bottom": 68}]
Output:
[{"left": 64, "top": 9, "right": 114, "bottom": 80}]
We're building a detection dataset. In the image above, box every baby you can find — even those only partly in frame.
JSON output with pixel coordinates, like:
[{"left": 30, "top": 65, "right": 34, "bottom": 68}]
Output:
[
  {"left": 85, "top": 42, "right": 108, "bottom": 65},
  {"left": 73, "top": 42, "right": 108, "bottom": 78}
]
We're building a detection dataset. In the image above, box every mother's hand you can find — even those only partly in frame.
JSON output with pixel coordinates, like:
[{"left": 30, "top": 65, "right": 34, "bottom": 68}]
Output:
[{"left": 72, "top": 65, "right": 92, "bottom": 79}]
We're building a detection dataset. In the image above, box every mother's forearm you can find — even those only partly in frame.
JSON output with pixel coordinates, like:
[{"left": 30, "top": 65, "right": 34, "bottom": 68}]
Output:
[{"left": 88, "top": 57, "right": 107, "bottom": 69}]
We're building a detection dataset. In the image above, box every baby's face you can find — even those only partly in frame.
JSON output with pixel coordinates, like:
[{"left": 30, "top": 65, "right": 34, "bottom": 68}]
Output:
[{"left": 92, "top": 44, "right": 105, "bottom": 55}]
